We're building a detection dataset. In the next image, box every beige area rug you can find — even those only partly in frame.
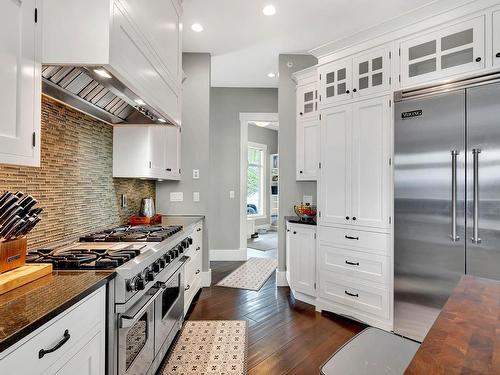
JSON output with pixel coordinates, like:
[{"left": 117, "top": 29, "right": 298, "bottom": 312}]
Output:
[
  {"left": 161, "top": 320, "right": 248, "bottom": 375},
  {"left": 216, "top": 257, "right": 278, "bottom": 291}
]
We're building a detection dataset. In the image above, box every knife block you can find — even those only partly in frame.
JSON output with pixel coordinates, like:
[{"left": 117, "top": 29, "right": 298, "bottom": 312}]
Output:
[{"left": 0, "top": 237, "right": 27, "bottom": 273}]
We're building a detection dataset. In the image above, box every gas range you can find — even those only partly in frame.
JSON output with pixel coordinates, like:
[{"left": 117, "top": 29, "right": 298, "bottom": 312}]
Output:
[{"left": 79, "top": 224, "right": 183, "bottom": 243}]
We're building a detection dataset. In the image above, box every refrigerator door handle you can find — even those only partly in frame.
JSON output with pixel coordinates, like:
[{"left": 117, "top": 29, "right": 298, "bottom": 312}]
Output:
[
  {"left": 472, "top": 148, "right": 482, "bottom": 244},
  {"left": 451, "top": 150, "right": 460, "bottom": 241}
]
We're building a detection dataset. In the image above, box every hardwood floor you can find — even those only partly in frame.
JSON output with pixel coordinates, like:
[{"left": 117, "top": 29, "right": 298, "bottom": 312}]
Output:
[{"left": 185, "top": 260, "right": 365, "bottom": 374}]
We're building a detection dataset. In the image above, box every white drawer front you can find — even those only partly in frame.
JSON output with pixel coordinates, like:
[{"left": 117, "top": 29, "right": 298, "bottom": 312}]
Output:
[
  {"left": 319, "top": 244, "right": 390, "bottom": 285},
  {"left": 0, "top": 287, "right": 105, "bottom": 375},
  {"left": 318, "top": 226, "right": 390, "bottom": 255},
  {"left": 185, "top": 251, "right": 201, "bottom": 286},
  {"left": 319, "top": 272, "right": 390, "bottom": 320}
]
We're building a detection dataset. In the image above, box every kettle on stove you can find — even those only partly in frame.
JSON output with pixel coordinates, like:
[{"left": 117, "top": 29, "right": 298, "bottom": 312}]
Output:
[{"left": 140, "top": 197, "right": 155, "bottom": 218}]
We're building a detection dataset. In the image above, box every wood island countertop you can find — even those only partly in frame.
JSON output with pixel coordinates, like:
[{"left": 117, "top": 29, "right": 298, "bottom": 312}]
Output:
[
  {"left": 405, "top": 275, "right": 500, "bottom": 375},
  {"left": 0, "top": 270, "right": 115, "bottom": 354}
]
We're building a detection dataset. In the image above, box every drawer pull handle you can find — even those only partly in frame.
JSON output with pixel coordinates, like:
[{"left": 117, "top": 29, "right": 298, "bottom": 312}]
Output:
[
  {"left": 195, "top": 269, "right": 200, "bottom": 274},
  {"left": 345, "top": 260, "right": 359, "bottom": 266},
  {"left": 197, "top": 228, "right": 202, "bottom": 232},
  {"left": 345, "top": 235, "right": 359, "bottom": 240},
  {"left": 196, "top": 246, "right": 201, "bottom": 251},
  {"left": 185, "top": 284, "right": 190, "bottom": 291},
  {"left": 39, "top": 329, "right": 70, "bottom": 359},
  {"left": 344, "top": 290, "right": 359, "bottom": 298}
]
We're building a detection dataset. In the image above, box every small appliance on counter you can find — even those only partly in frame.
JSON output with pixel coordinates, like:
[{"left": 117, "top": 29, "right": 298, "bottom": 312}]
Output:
[
  {"left": 294, "top": 203, "right": 317, "bottom": 223},
  {"left": 129, "top": 197, "right": 161, "bottom": 225},
  {"left": 140, "top": 197, "right": 155, "bottom": 217}
]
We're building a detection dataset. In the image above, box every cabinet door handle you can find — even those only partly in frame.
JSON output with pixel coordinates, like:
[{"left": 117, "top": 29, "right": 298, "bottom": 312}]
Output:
[
  {"left": 195, "top": 269, "right": 200, "bottom": 275},
  {"left": 345, "top": 235, "right": 359, "bottom": 240},
  {"left": 345, "top": 216, "right": 350, "bottom": 220},
  {"left": 346, "top": 90, "right": 350, "bottom": 94},
  {"left": 39, "top": 330, "right": 71, "bottom": 359},
  {"left": 196, "top": 246, "right": 201, "bottom": 251},
  {"left": 344, "top": 290, "right": 359, "bottom": 298},
  {"left": 496, "top": 52, "right": 500, "bottom": 58},
  {"left": 293, "top": 231, "right": 297, "bottom": 234},
  {"left": 166, "top": 168, "right": 172, "bottom": 172},
  {"left": 475, "top": 57, "right": 482, "bottom": 62},
  {"left": 352, "top": 88, "right": 357, "bottom": 93},
  {"left": 185, "top": 284, "right": 190, "bottom": 291},
  {"left": 345, "top": 260, "right": 359, "bottom": 266},
  {"left": 299, "top": 112, "right": 303, "bottom": 116},
  {"left": 197, "top": 228, "right": 202, "bottom": 232}
]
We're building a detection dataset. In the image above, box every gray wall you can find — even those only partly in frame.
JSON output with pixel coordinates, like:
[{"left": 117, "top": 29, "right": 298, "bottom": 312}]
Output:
[
  {"left": 248, "top": 125, "right": 278, "bottom": 227},
  {"left": 278, "top": 54, "right": 318, "bottom": 272},
  {"left": 209, "top": 87, "right": 278, "bottom": 251},
  {"left": 156, "top": 53, "right": 211, "bottom": 271}
]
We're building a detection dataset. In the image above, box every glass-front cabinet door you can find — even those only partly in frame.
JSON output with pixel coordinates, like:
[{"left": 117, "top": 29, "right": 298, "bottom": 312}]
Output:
[
  {"left": 493, "top": 10, "right": 500, "bottom": 68},
  {"left": 352, "top": 45, "right": 392, "bottom": 97},
  {"left": 319, "top": 57, "right": 352, "bottom": 107},
  {"left": 297, "top": 82, "right": 318, "bottom": 119},
  {"left": 400, "top": 17, "right": 484, "bottom": 87}
]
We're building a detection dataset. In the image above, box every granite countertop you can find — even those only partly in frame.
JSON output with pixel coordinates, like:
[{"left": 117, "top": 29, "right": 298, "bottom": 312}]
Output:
[
  {"left": 405, "top": 275, "right": 500, "bottom": 374},
  {"left": 0, "top": 270, "right": 115, "bottom": 354},
  {"left": 160, "top": 215, "right": 204, "bottom": 228},
  {"left": 285, "top": 216, "right": 317, "bottom": 226}
]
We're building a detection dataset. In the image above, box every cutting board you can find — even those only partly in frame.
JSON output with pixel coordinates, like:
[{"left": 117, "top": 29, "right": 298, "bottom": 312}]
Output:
[{"left": 0, "top": 264, "right": 53, "bottom": 295}]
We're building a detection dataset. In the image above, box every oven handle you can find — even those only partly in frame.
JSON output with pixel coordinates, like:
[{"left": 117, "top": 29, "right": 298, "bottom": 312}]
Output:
[{"left": 120, "top": 283, "right": 166, "bottom": 328}]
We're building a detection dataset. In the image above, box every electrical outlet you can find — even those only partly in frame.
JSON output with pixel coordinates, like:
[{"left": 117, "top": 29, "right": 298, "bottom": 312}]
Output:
[
  {"left": 193, "top": 192, "right": 200, "bottom": 202},
  {"left": 193, "top": 169, "right": 200, "bottom": 179},
  {"left": 121, "top": 194, "right": 128, "bottom": 208},
  {"left": 170, "top": 192, "right": 183, "bottom": 202},
  {"left": 303, "top": 195, "right": 313, "bottom": 205}
]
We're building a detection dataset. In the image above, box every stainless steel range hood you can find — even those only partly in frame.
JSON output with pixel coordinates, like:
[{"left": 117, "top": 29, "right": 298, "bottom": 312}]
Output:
[{"left": 42, "top": 66, "right": 171, "bottom": 125}]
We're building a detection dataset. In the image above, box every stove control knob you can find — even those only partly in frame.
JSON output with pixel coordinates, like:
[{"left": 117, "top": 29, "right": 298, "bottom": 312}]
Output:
[
  {"left": 159, "top": 258, "right": 166, "bottom": 268},
  {"left": 152, "top": 262, "right": 161, "bottom": 273},
  {"left": 146, "top": 270, "right": 155, "bottom": 281},
  {"left": 126, "top": 279, "right": 136, "bottom": 292},
  {"left": 171, "top": 249, "right": 178, "bottom": 258},
  {"left": 177, "top": 245, "right": 184, "bottom": 254},
  {"left": 188, "top": 237, "right": 193, "bottom": 245},
  {"left": 136, "top": 278, "right": 145, "bottom": 290},
  {"left": 164, "top": 253, "right": 171, "bottom": 263}
]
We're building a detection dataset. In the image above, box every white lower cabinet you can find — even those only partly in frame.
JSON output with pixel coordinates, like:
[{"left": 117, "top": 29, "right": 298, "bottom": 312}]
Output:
[
  {"left": 286, "top": 222, "right": 317, "bottom": 299},
  {"left": 184, "top": 222, "right": 203, "bottom": 314},
  {"left": 0, "top": 287, "right": 106, "bottom": 375}
]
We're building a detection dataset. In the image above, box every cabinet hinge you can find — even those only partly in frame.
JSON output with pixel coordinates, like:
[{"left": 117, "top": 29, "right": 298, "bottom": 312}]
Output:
[
  {"left": 314, "top": 282, "right": 317, "bottom": 289},
  {"left": 34, "top": 8, "right": 38, "bottom": 23},
  {"left": 389, "top": 77, "right": 392, "bottom": 85},
  {"left": 389, "top": 99, "right": 392, "bottom": 107},
  {"left": 319, "top": 95, "right": 322, "bottom": 102},
  {"left": 179, "top": 168, "right": 181, "bottom": 174},
  {"left": 318, "top": 211, "right": 321, "bottom": 218},
  {"left": 32, "top": 132, "right": 36, "bottom": 147},
  {"left": 319, "top": 114, "right": 322, "bottom": 121},
  {"left": 318, "top": 162, "right": 322, "bottom": 169},
  {"left": 398, "top": 48, "right": 401, "bottom": 57},
  {"left": 398, "top": 74, "right": 401, "bottom": 83},
  {"left": 389, "top": 51, "right": 392, "bottom": 59},
  {"left": 149, "top": 161, "right": 152, "bottom": 168},
  {"left": 319, "top": 74, "right": 322, "bottom": 81},
  {"left": 389, "top": 157, "right": 392, "bottom": 166},
  {"left": 389, "top": 216, "right": 392, "bottom": 224}
]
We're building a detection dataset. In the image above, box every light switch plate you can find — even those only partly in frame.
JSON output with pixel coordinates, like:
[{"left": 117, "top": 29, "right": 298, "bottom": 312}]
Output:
[
  {"left": 303, "top": 195, "right": 313, "bottom": 205},
  {"left": 170, "top": 192, "right": 183, "bottom": 202},
  {"left": 193, "top": 169, "right": 200, "bottom": 179},
  {"left": 193, "top": 192, "right": 200, "bottom": 202},
  {"left": 121, "top": 194, "right": 128, "bottom": 208}
]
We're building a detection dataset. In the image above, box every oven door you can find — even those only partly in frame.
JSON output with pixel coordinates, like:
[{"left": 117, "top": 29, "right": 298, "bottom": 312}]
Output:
[
  {"left": 154, "top": 267, "right": 184, "bottom": 356},
  {"left": 118, "top": 284, "right": 164, "bottom": 375}
]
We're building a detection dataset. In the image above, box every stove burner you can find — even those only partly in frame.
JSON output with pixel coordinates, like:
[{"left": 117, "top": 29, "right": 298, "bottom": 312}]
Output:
[
  {"left": 79, "top": 225, "right": 183, "bottom": 243},
  {"left": 26, "top": 245, "right": 146, "bottom": 270}
]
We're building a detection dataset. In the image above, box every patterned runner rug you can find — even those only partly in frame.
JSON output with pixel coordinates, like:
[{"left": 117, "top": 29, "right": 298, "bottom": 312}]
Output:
[
  {"left": 161, "top": 320, "right": 248, "bottom": 375},
  {"left": 216, "top": 257, "right": 278, "bottom": 291}
]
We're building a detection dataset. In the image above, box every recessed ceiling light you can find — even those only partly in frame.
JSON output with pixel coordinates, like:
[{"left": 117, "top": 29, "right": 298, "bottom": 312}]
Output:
[
  {"left": 93, "top": 68, "right": 112, "bottom": 79},
  {"left": 262, "top": 4, "right": 276, "bottom": 16},
  {"left": 134, "top": 99, "right": 146, "bottom": 106},
  {"left": 191, "top": 23, "right": 203, "bottom": 32},
  {"left": 158, "top": 118, "right": 166, "bottom": 123},
  {"left": 267, "top": 72, "right": 276, "bottom": 78}
]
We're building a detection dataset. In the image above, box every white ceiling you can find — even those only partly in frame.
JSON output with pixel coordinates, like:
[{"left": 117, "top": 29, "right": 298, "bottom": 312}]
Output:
[{"left": 182, "top": 0, "right": 456, "bottom": 88}]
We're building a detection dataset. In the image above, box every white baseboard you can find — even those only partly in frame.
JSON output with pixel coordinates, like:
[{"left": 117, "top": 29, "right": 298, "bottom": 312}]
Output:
[
  {"left": 256, "top": 224, "right": 271, "bottom": 231},
  {"left": 210, "top": 248, "right": 247, "bottom": 261},
  {"left": 276, "top": 271, "right": 288, "bottom": 287},
  {"left": 291, "top": 289, "right": 317, "bottom": 307},
  {"left": 201, "top": 269, "right": 212, "bottom": 287}
]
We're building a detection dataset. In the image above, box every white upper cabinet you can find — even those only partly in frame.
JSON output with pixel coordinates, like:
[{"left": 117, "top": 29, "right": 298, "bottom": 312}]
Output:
[
  {"left": 319, "top": 104, "right": 352, "bottom": 226},
  {"left": 352, "top": 46, "right": 392, "bottom": 98},
  {"left": 319, "top": 96, "right": 391, "bottom": 230},
  {"left": 288, "top": 224, "right": 317, "bottom": 297},
  {"left": 493, "top": 10, "right": 500, "bottom": 68},
  {"left": 297, "top": 82, "right": 319, "bottom": 120},
  {"left": 0, "top": 0, "right": 41, "bottom": 167},
  {"left": 319, "top": 58, "right": 352, "bottom": 107},
  {"left": 41, "top": 0, "right": 183, "bottom": 126},
  {"left": 350, "top": 97, "right": 391, "bottom": 229},
  {"left": 113, "top": 125, "right": 181, "bottom": 180},
  {"left": 400, "top": 17, "right": 485, "bottom": 88},
  {"left": 296, "top": 118, "right": 320, "bottom": 181}
]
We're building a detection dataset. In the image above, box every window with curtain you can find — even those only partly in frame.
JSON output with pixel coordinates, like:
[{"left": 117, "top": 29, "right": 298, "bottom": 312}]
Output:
[{"left": 247, "top": 142, "right": 267, "bottom": 218}]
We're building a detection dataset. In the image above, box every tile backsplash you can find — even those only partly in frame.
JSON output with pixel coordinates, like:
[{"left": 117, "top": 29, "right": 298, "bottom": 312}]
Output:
[{"left": 0, "top": 96, "right": 155, "bottom": 248}]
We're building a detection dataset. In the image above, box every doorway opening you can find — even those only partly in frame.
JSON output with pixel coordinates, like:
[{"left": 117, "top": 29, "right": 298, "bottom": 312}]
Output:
[{"left": 239, "top": 113, "right": 278, "bottom": 260}]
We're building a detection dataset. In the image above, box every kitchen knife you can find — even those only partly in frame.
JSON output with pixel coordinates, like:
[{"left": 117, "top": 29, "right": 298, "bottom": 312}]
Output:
[
  {"left": 0, "top": 195, "right": 18, "bottom": 219},
  {"left": 0, "top": 203, "right": 20, "bottom": 226},
  {"left": 14, "top": 191, "right": 24, "bottom": 198},
  {"left": 19, "top": 199, "right": 37, "bottom": 217},
  {"left": 12, "top": 218, "right": 31, "bottom": 238},
  {"left": 4, "top": 219, "right": 26, "bottom": 240},
  {"left": 18, "top": 195, "right": 35, "bottom": 208},
  {"left": 0, "top": 215, "right": 21, "bottom": 239},
  {"left": 18, "top": 216, "right": 41, "bottom": 237},
  {"left": 29, "top": 207, "right": 43, "bottom": 216},
  {"left": 0, "top": 192, "right": 12, "bottom": 207}
]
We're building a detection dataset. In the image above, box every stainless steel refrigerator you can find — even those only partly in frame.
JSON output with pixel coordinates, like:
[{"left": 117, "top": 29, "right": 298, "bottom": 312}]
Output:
[{"left": 394, "top": 77, "right": 500, "bottom": 342}]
